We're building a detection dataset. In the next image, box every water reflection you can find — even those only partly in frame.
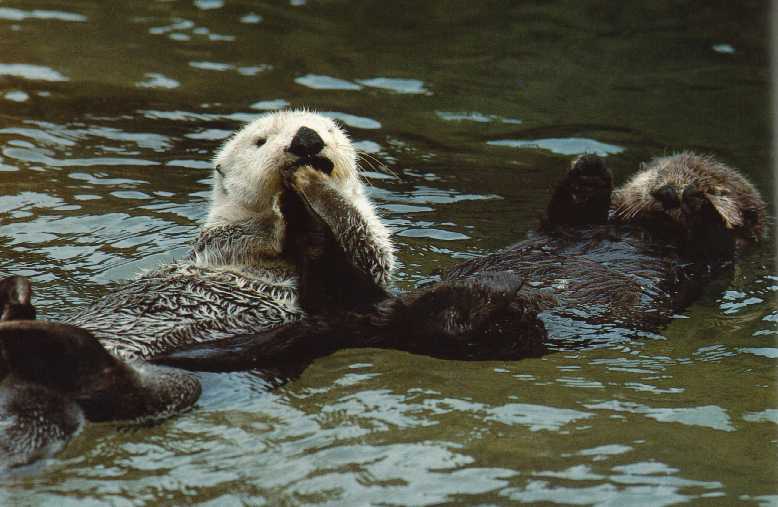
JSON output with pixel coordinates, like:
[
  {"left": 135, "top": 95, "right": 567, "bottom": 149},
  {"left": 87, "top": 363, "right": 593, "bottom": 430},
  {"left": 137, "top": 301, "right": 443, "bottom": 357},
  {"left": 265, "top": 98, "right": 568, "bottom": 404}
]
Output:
[
  {"left": 0, "top": 7, "right": 86, "bottom": 22},
  {"left": 585, "top": 401, "right": 735, "bottom": 432},
  {"left": 488, "top": 137, "right": 625, "bottom": 156},
  {"left": 295, "top": 74, "right": 362, "bottom": 91},
  {"left": 0, "top": 64, "right": 68, "bottom": 81},
  {"left": 356, "top": 78, "right": 429, "bottom": 95}
]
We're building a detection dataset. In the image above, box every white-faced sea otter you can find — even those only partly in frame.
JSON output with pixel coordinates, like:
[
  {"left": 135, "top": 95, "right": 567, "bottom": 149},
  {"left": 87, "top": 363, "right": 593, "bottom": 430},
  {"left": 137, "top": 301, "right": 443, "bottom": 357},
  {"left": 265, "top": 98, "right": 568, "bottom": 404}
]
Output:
[
  {"left": 0, "top": 110, "right": 399, "bottom": 467},
  {"left": 63, "top": 110, "right": 395, "bottom": 359}
]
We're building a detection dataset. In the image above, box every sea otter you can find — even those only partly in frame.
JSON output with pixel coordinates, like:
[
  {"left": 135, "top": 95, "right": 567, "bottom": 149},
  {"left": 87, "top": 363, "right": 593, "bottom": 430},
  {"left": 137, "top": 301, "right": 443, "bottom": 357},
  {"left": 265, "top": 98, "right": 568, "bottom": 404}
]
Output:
[
  {"left": 63, "top": 110, "right": 395, "bottom": 359},
  {"left": 156, "top": 151, "right": 765, "bottom": 368}
]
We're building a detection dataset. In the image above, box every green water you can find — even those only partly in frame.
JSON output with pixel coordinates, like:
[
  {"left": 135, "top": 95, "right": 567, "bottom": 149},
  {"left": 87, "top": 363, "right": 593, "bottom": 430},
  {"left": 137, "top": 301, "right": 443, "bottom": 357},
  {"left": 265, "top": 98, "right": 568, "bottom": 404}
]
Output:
[{"left": 0, "top": 1, "right": 775, "bottom": 505}]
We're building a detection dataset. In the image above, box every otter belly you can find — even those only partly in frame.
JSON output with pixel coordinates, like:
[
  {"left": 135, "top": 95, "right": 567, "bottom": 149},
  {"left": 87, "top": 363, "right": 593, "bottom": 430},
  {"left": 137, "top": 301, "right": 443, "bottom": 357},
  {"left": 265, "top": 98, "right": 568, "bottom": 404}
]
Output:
[
  {"left": 442, "top": 224, "right": 692, "bottom": 348},
  {"left": 64, "top": 263, "right": 303, "bottom": 360}
]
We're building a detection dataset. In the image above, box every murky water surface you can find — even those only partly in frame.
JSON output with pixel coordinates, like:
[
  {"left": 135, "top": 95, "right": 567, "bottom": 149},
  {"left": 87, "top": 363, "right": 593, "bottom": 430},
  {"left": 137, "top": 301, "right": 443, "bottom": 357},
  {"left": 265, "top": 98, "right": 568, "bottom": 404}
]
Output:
[{"left": 0, "top": 1, "right": 775, "bottom": 505}]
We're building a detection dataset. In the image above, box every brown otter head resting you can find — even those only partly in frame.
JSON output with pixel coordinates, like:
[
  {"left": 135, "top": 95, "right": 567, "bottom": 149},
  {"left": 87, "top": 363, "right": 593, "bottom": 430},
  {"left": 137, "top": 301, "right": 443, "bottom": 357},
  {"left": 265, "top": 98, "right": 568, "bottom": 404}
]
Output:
[{"left": 611, "top": 152, "right": 767, "bottom": 245}]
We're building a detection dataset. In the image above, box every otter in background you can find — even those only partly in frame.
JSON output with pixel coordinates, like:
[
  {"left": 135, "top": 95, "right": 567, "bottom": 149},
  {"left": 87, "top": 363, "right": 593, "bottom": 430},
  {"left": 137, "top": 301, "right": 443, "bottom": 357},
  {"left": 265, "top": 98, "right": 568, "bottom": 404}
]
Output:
[
  {"left": 443, "top": 153, "right": 748, "bottom": 350},
  {"left": 157, "top": 151, "right": 765, "bottom": 369}
]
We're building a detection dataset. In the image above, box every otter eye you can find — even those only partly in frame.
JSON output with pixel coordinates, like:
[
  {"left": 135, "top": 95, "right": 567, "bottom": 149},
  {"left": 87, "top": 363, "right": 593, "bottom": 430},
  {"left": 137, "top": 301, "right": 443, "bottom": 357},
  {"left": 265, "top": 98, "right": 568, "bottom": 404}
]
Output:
[{"left": 255, "top": 138, "right": 266, "bottom": 147}]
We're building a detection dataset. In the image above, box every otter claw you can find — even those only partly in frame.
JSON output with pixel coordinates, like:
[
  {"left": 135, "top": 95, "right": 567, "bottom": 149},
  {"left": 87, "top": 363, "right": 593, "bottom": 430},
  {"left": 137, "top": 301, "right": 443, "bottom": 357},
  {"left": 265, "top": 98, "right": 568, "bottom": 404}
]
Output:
[{"left": 281, "top": 163, "right": 299, "bottom": 191}]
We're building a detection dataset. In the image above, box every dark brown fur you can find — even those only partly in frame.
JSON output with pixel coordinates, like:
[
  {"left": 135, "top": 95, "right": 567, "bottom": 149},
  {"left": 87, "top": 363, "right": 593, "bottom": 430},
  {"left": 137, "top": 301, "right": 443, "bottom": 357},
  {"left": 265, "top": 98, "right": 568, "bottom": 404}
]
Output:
[{"left": 155, "top": 153, "right": 747, "bottom": 368}]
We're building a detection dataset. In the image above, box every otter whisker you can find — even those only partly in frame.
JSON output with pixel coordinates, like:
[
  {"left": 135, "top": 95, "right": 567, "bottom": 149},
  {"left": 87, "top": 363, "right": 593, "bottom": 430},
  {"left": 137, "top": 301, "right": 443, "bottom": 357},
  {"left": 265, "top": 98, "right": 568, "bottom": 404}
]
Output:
[{"left": 358, "top": 151, "right": 398, "bottom": 179}]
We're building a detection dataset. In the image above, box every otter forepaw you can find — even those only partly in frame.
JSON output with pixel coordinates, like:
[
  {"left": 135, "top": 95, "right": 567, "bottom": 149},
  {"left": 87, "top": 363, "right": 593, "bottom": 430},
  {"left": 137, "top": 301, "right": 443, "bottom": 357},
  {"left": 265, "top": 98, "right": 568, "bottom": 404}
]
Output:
[
  {"left": 282, "top": 163, "right": 327, "bottom": 194},
  {"left": 400, "top": 272, "right": 547, "bottom": 359},
  {"left": 680, "top": 185, "right": 710, "bottom": 217},
  {"left": 566, "top": 154, "right": 613, "bottom": 198}
]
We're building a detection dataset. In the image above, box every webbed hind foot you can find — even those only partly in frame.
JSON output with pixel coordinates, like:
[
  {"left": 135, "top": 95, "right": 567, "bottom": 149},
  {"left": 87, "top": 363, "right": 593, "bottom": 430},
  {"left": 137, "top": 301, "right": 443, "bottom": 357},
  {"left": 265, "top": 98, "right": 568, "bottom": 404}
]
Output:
[
  {"left": 398, "top": 272, "right": 548, "bottom": 360},
  {"left": 0, "top": 276, "right": 35, "bottom": 321}
]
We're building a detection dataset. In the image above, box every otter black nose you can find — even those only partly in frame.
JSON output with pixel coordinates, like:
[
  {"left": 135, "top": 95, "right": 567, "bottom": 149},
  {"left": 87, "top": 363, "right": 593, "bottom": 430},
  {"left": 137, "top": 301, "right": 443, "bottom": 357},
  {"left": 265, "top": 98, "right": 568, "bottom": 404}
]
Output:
[
  {"left": 650, "top": 184, "right": 681, "bottom": 210},
  {"left": 288, "top": 126, "right": 324, "bottom": 157}
]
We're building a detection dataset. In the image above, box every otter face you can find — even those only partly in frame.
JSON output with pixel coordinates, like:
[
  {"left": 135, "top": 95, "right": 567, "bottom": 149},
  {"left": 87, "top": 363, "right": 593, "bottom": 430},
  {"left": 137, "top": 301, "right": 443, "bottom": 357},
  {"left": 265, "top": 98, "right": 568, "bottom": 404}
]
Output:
[
  {"left": 207, "top": 110, "right": 359, "bottom": 225},
  {"left": 612, "top": 152, "right": 766, "bottom": 241}
]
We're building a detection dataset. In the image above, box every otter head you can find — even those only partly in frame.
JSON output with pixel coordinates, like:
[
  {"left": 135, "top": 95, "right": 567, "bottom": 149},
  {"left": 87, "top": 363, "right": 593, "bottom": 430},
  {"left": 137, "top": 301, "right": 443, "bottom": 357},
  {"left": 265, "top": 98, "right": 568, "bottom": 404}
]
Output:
[
  {"left": 207, "top": 110, "right": 360, "bottom": 226},
  {"left": 612, "top": 152, "right": 767, "bottom": 243}
]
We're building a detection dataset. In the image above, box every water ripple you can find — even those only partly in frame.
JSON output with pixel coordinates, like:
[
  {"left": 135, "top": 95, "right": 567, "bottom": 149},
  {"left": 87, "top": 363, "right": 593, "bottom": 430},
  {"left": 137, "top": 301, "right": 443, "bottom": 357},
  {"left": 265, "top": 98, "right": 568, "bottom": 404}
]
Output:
[
  {"left": 136, "top": 73, "right": 180, "bottom": 90},
  {"left": 0, "top": 63, "right": 67, "bottom": 82},
  {"left": 295, "top": 74, "right": 362, "bottom": 91},
  {"left": 0, "top": 7, "right": 86, "bottom": 22},
  {"left": 356, "top": 78, "right": 429, "bottom": 95},
  {"left": 488, "top": 137, "right": 624, "bottom": 156},
  {"left": 585, "top": 401, "right": 735, "bottom": 432},
  {"left": 486, "top": 403, "right": 593, "bottom": 432}
]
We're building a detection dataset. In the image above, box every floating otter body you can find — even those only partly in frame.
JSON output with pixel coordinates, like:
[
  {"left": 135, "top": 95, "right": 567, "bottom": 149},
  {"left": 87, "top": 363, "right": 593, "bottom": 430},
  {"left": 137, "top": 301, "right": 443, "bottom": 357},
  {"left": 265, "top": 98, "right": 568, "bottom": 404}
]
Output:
[
  {"left": 439, "top": 154, "right": 734, "bottom": 347},
  {"left": 64, "top": 111, "right": 395, "bottom": 359},
  {"left": 158, "top": 152, "right": 762, "bottom": 369}
]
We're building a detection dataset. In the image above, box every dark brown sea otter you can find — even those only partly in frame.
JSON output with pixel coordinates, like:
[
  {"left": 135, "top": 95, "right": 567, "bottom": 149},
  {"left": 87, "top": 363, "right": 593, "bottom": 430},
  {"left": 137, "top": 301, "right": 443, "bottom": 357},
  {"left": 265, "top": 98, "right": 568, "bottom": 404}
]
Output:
[{"left": 156, "top": 151, "right": 762, "bottom": 369}]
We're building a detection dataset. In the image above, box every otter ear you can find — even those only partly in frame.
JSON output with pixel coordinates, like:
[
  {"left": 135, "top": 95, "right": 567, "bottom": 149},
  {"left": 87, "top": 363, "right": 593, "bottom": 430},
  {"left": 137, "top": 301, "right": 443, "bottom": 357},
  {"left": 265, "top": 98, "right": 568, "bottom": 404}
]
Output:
[{"left": 706, "top": 193, "right": 743, "bottom": 229}]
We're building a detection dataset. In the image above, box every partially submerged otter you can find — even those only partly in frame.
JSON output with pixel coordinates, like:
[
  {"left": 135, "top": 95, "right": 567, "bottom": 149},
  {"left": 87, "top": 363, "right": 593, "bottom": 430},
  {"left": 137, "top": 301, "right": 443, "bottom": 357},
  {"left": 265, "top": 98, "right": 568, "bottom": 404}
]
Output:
[
  {"left": 64, "top": 111, "right": 395, "bottom": 359},
  {"left": 157, "top": 151, "right": 764, "bottom": 368}
]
